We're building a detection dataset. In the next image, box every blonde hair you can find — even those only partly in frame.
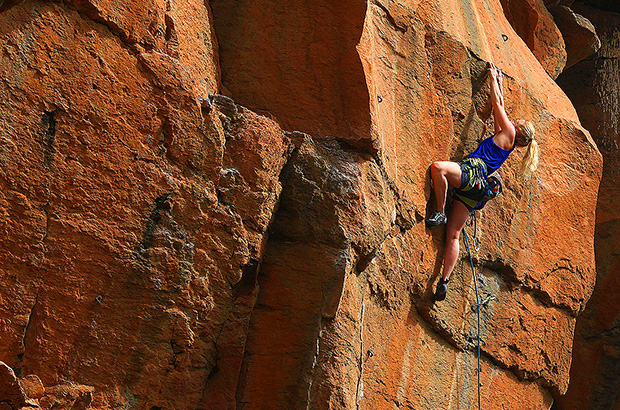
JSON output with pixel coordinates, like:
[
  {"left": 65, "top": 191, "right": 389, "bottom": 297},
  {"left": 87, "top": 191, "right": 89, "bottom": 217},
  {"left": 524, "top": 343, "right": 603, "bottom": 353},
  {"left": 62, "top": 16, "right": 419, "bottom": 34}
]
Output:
[
  {"left": 516, "top": 121, "right": 538, "bottom": 178},
  {"left": 515, "top": 121, "right": 535, "bottom": 146}
]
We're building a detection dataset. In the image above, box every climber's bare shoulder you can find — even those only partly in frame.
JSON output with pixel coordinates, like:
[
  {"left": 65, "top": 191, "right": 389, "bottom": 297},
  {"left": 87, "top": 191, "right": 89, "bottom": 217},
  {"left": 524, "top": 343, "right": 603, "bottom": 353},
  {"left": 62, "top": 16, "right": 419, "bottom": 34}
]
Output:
[{"left": 493, "top": 125, "right": 516, "bottom": 150}]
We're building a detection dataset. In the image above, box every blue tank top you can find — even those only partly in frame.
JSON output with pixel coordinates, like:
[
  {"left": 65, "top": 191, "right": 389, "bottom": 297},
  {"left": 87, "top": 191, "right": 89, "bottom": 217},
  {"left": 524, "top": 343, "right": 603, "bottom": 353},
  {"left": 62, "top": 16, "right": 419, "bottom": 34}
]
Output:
[{"left": 468, "top": 135, "right": 514, "bottom": 174}]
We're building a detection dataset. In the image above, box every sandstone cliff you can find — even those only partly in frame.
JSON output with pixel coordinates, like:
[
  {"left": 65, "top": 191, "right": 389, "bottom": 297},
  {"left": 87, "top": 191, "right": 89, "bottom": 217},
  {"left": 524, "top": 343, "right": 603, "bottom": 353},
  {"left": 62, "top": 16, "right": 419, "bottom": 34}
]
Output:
[{"left": 0, "top": 1, "right": 605, "bottom": 409}]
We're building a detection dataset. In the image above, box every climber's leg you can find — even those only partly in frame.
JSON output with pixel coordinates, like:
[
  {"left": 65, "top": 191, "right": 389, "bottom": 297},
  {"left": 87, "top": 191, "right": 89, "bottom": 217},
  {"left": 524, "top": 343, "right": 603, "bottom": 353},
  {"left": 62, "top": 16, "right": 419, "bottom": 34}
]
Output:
[
  {"left": 441, "top": 200, "right": 471, "bottom": 281},
  {"left": 435, "top": 199, "right": 471, "bottom": 301},
  {"left": 429, "top": 161, "right": 462, "bottom": 214}
]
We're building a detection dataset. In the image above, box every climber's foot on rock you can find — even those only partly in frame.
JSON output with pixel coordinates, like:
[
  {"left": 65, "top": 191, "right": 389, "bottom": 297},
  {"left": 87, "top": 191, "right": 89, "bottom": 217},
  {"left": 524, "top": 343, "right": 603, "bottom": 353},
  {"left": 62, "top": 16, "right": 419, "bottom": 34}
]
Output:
[
  {"left": 426, "top": 211, "right": 447, "bottom": 227},
  {"left": 434, "top": 278, "right": 449, "bottom": 301}
]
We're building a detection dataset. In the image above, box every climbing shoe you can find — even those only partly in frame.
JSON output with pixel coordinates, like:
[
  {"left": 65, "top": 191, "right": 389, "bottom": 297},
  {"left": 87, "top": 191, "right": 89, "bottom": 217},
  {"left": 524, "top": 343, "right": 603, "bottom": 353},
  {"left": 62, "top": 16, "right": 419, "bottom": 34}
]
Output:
[
  {"left": 426, "top": 211, "right": 448, "bottom": 227},
  {"left": 434, "top": 278, "right": 449, "bottom": 301}
]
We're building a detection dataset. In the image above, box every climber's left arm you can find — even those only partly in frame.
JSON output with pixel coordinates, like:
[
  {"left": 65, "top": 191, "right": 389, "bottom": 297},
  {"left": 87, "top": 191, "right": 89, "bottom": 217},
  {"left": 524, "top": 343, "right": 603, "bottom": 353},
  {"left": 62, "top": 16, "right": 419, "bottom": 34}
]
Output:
[{"left": 489, "top": 63, "right": 505, "bottom": 134}]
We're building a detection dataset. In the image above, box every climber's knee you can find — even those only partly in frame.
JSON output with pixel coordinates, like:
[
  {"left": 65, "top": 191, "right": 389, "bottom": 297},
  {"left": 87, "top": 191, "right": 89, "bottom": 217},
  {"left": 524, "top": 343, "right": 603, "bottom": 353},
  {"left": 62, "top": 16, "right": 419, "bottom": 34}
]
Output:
[
  {"left": 446, "top": 228, "right": 461, "bottom": 244},
  {"left": 430, "top": 161, "right": 445, "bottom": 177}
]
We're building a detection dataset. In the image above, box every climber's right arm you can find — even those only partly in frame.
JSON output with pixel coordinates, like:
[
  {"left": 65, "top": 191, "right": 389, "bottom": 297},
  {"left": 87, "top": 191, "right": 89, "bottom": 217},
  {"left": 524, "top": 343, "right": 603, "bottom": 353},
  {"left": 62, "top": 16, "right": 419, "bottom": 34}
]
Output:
[{"left": 489, "top": 64, "right": 513, "bottom": 136}]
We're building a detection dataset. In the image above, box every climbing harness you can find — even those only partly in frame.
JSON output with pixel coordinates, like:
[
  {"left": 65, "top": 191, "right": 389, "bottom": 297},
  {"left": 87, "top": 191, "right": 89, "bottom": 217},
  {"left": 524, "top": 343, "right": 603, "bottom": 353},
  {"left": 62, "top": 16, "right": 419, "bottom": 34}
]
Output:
[{"left": 463, "top": 210, "right": 482, "bottom": 410}]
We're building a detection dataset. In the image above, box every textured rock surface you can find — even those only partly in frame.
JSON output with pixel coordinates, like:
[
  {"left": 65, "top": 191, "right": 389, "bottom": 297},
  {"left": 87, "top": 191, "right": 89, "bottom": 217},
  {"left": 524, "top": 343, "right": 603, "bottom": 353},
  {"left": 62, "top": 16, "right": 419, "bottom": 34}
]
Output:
[
  {"left": 0, "top": 0, "right": 604, "bottom": 409},
  {"left": 0, "top": 2, "right": 289, "bottom": 408},
  {"left": 548, "top": 4, "right": 601, "bottom": 69},
  {"left": 210, "top": 0, "right": 373, "bottom": 151},
  {"left": 555, "top": 3, "right": 620, "bottom": 410},
  {"left": 501, "top": 0, "right": 567, "bottom": 78},
  {"left": 0, "top": 362, "right": 27, "bottom": 409}
]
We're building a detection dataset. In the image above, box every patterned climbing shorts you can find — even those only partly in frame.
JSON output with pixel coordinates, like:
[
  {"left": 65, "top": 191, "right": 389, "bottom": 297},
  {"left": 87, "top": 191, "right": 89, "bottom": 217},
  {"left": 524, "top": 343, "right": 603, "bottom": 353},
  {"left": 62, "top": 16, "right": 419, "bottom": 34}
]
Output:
[{"left": 454, "top": 158, "right": 502, "bottom": 211}]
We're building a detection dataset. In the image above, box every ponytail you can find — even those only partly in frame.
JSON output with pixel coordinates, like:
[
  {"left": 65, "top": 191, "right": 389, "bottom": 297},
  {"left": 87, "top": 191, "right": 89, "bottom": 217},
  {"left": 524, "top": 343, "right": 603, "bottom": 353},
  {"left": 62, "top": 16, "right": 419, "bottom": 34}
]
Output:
[{"left": 521, "top": 138, "right": 539, "bottom": 178}]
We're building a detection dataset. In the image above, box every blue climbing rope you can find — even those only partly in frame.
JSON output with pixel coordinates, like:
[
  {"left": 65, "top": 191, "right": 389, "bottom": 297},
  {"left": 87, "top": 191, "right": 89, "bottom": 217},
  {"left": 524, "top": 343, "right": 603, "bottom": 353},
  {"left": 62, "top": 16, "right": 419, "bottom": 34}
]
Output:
[{"left": 463, "top": 211, "right": 482, "bottom": 410}]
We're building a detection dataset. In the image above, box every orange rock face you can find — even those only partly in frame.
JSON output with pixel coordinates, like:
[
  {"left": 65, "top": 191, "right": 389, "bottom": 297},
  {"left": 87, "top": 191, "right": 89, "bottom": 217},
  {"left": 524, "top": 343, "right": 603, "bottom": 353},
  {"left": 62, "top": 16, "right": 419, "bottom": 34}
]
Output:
[
  {"left": 210, "top": 0, "right": 373, "bottom": 150},
  {"left": 0, "top": 2, "right": 289, "bottom": 408},
  {"left": 0, "top": 0, "right": 604, "bottom": 409}
]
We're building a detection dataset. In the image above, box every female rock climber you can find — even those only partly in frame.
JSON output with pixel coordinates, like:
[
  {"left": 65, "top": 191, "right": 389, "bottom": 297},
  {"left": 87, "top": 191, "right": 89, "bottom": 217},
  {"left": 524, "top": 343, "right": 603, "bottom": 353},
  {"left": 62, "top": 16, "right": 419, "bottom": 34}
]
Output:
[{"left": 426, "top": 62, "right": 539, "bottom": 301}]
